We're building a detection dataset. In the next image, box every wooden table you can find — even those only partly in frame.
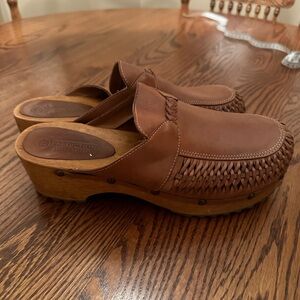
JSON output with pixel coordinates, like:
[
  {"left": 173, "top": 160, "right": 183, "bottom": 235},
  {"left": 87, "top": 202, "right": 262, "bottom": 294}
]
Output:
[{"left": 0, "top": 9, "right": 299, "bottom": 300}]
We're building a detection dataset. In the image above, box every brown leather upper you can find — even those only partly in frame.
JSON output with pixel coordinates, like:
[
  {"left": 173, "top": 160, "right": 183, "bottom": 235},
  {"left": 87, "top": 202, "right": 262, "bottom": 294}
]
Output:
[
  {"left": 18, "top": 61, "right": 245, "bottom": 127},
  {"left": 76, "top": 88, "right": 135, "bottom": 128},
  {"left": 76, "top": 61, "right": 245, "bottom": 125},
  {"left": 88, "top": 83, "right": 293, "bottom": 199},
  {"left": 109, "top": 61, "right": 245, "bottom": 110}
]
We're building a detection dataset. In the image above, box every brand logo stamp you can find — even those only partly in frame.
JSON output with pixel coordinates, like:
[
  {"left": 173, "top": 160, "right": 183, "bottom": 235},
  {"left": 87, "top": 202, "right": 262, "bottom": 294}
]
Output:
[{"left": 38, "top": 138, "right": 97, "bottom": 154}]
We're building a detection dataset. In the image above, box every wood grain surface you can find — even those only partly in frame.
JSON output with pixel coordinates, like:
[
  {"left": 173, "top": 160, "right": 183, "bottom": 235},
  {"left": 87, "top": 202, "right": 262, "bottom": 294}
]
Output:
[{"left": 0, "top": 9, "right": 299, "bottom": 300}]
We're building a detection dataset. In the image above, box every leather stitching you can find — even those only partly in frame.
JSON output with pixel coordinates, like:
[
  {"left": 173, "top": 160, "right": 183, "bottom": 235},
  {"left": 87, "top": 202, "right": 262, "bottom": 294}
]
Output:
[
  {"left": 146, "top": 68, "right": 237, "bottom": 104},
  {"left": 202, "top": 93, "right": 245, "bottom": 112},
  {"left": 140, "top": 68, "right": 241, "bottom": 106},
  {"left": 119, "top": 62, "right": 130, "bottom": 88},
  {"left": 159, "top": 122, "right": 181, "bottom": 191},
  {"left": 75, "top": 88, "right": 127, "bottom": 123},
  {"left": 182, "top": 115, "right": 285, "bottom": 159},
  {"left": 180, "top": 89, "right": 236, "bottom": 105},
  {"left": 181, "top": 119, "right": 286, "bottom": 160},
  {"left": 120, "top": 65, "right": 244, "bottom": 110},
  {"left": 170, "top": 130, "right": 294, "bottom": 195},
  {"left": 133, "top": 84, "right": 148, "bottom": 138},
  {"left": 92, "top": 120, "right": 169, "bottom": 174}
]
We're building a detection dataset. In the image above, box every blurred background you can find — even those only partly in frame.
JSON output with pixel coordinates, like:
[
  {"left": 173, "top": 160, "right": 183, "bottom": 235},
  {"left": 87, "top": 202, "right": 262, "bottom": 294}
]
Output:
[{"left": 0, "top": 0, "right": 299, "bottom": 25}]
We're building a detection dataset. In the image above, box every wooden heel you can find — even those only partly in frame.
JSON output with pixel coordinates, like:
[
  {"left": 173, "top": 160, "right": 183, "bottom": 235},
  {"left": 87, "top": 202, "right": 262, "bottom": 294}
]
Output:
[
  {"left": 21, "top": 157, "right": 278, "bottom": 216},
  {"left": 21, "top": 160, "right": 115, "bottom": 202}
]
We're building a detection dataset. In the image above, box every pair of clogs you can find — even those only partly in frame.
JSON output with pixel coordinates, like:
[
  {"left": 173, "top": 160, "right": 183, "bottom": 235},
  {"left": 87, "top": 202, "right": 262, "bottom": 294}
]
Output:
[{"left": 14, "top": 61, "right": 294, "bottom": 216}]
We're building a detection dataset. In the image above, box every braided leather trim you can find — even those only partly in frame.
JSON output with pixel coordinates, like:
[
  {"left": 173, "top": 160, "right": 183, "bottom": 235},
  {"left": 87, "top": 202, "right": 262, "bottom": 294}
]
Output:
[
  {"left": 158, "top": 91, "right": 178, "bottom": 123},
  {"left": 165, "top": 96, "right": 178, "bottom": 123},
  {"left": 170, "top": 129, "right": 293, "bottom": 195},
  {"left": 204, "top": 92, "right": 246, "bottom": 113}
]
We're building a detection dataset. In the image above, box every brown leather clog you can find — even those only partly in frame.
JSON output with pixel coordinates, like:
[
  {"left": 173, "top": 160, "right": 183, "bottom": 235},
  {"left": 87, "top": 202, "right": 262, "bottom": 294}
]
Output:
[
  {"left": 14, "top": 61, "right": 245, "bottom": 131},
  {"left": 110, "top": 61, "right": 245, "bottom": 113},
  {"left": 15, "top": 83, "right": 291, "bottom": 216}
]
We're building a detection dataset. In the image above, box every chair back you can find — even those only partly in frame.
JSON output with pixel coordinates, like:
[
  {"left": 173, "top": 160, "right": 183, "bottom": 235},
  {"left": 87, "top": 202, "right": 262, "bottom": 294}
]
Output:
[{"left": 181, "top": 0, "right": 295, "bottom": 21}]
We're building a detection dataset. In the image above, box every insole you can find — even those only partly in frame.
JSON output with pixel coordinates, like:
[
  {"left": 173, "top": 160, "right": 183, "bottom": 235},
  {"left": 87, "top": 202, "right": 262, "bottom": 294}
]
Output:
[
  {"left": 20, "top": 99, "right": 94, "bottom": 118},
  {"left": 21, "top": 124, "right": 142, "bottom": 170},
  {"left": 23, "top": 127, "right": 116, "bottom": 160},
  {"left": 19, "top": 94, "right": 101, "bottom": 118},
  {"left": 18, "top": 94, "right": 135, "bottom": 131}
]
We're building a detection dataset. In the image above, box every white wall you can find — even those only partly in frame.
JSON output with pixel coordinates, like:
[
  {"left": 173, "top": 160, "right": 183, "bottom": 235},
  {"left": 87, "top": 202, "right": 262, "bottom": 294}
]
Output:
[{"left": 0, "top": 0, "right": 299, "bottom": 25}]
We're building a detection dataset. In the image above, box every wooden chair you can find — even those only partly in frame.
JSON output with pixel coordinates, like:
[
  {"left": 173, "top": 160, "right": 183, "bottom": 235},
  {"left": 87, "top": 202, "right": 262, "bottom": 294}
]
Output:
[
  {"left": 181, "top": 0, "right": 295, "bottom": 22},
  {"left": 5, "top": 0, "right": 297, "bottom": 24},
  {"left": 6, "top": 0, "right": 21, "bottom": 20}
]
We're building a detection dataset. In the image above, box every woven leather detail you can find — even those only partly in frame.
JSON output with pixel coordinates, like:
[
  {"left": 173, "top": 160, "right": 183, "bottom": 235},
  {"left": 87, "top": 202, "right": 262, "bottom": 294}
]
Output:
[
  {"left": 164, "top": 94, "right": 178, "bottom": 123},
  {"left": 206, "top": 92, "right": 246, "bottom": 113},
  {"left": 170, "top": 129, "right": 293, "bottom": 195}
]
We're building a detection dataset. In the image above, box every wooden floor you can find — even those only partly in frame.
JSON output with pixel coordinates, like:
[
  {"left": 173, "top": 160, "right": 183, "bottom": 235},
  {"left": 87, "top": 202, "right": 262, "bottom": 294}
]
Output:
[{"left": 0, "top": 9, "right": 300, "bottom": 300}]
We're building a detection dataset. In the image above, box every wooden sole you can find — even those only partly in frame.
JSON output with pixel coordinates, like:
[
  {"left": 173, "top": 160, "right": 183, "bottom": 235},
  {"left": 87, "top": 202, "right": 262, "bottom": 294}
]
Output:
[
  {"left": 16, "top": 122, "right": 280, "bottom": 216},
  {"left": 14, "top": 95, "right": 100, "bottom": 131}
]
